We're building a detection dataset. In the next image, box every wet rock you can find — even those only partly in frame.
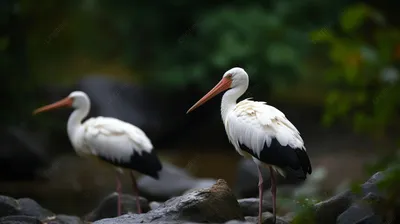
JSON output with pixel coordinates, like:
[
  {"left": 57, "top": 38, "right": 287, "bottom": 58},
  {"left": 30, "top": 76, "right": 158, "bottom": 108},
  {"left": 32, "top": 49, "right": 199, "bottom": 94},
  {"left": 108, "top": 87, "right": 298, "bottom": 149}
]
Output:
[
  {"left": 336, "top": 192, "right": 382, "bottom": 224},
  {"left": 85, "top": 192, "right": 150, "bottom": 222},
  {"left": 42, "top": 215, "right": 84, "bottom": 224},
  {"left": 238, "top": 198, "right": 273, "bottom": 216},
  {"left": 137, "top": 162, "right": 216, "bottom": 201},
  {"left": 17, "top": 198, "right": 54, "bottom": 220},
  {"left": 224, "top": 220, "right": 254, "bottom": 224},
  {"left": 244, "top": 212, "right": 290, "bottom": 224},
  {"left": 0, "top": 195, "right": 55, "bottom": 219},
  {"left": 0, "top": 195, "right": 19, "bottom": 217},
  {"left": 0, "top": 195, "right": 84, "bottom": 224},
  {"left": 354, "top": 214, "right": 383, "bottom": 224},
  {"left": 308, "top": 167, "right": 400, "bottom": 224},
  {"left": 94, "top": 179, "right": 244, "bottom": 223},
  {"left": 334, "top": 168, "right": 400, "bottom": 224},
  {"left": 149, "top": 201, "right": 162, "bottom": 210},
  {"left": 313, "top": 190, "right": 356, "bottom": 223},
  {"left": 0, "top": 215, "right": 42, "bottom": 224},
  {"left": 337, "top": 200, "right": 376, "bottom": 224},
  {"left": 52, "top": 215, "right": 85, "bottom": 224}
]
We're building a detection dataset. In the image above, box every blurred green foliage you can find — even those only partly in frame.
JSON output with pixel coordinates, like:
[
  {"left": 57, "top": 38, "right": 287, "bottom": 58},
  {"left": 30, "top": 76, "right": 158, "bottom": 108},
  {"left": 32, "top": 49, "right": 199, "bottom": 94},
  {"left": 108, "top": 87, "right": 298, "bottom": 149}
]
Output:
[
  {"left": 316, "top": 5, "right": 400, "bottom": 217},
  {"left": 294, "top": 3, "right": 400, "bottom": 222},
  {"left": 291, "top": 198, "right": 316, "bottom": 224},
  {"left": 6, "top": 0, "right": 347, "bottom": 87},
  {"left": 314, "top": 3, "right": 400, "bottom": 138},
  {"left": 1, "top": 0, "right": 352, "bottom": 124}
]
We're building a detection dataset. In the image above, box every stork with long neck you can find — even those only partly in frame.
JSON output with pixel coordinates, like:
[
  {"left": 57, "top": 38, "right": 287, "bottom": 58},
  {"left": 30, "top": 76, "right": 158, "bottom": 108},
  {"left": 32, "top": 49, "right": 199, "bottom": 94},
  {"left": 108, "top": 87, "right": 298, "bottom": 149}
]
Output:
[
  {"left": 187, "top": 67, "right": 312, "bottom": 224},
  {"left": 33, "top": 91, "right": 163, "bottom": 216}
]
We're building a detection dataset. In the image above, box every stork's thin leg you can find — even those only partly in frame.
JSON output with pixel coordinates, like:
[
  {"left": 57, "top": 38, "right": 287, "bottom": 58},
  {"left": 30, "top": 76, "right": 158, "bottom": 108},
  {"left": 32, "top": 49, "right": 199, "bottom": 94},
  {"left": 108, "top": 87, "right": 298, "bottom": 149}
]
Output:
[
  {"left": 115, "top": 173, "right": 122, "bottom": 216},
  {"left": 256, "top": 164, "right": 263, "bottom": 224},
  {"left": 269, "top": 166, "right": 277, "bottom": 224},
  {"left": 130, "top": 171, "right": 142, "bottom": 214}
]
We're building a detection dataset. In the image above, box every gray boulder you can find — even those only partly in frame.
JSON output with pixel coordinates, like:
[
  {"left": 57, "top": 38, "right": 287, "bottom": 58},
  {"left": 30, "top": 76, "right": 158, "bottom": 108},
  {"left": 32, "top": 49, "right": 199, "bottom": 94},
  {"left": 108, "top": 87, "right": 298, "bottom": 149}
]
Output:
[
  {"left": 295, "top": 167, "right": 400, "bottom": 224},
  {"left": 0, "top": 195, "right": 83, "bottom": 224},
  {"left": 238, "top": 198, "right": 273, "bottom": 216},
  {"left": 85, "top": 192, "right": 150, "bottom": 221},
  {"left": 244, "top": 211, "right": 292, "bottom": 224},
  {"left": 94, "top": 179, "right": 244, "bottom": 223}
]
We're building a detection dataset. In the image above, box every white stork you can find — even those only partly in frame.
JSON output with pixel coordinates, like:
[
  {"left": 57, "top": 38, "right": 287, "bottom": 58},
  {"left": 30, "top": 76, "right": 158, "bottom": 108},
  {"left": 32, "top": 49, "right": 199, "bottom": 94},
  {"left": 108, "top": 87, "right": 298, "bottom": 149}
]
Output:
[
  {"left": 33, "top": 91, "right": 162, "bottom": 216},
  {"left": 186, "top": 67, "right": 312, "bottom": 224}
]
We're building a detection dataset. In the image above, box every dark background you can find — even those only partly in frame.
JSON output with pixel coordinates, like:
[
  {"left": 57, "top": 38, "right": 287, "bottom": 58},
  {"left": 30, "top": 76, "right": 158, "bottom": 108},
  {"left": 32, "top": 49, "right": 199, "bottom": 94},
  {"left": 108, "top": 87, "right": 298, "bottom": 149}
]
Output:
[{"left": 0, "top": 0, "right": 399, "bottom": 217}]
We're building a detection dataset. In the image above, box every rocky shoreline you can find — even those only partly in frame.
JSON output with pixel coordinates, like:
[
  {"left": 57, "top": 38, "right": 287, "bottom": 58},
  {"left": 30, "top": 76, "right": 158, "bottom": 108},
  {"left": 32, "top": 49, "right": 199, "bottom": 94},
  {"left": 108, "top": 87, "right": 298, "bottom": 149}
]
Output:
[{"left": 0, "top": 164, "right": 398, "bottom": 224}]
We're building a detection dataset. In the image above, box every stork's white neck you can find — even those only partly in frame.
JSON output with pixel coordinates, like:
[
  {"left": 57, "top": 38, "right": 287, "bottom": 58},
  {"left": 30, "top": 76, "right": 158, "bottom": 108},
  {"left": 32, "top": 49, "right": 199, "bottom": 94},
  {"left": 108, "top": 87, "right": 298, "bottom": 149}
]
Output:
[
  {"left": 221, "top": 82, "right": 248, "bottom": 122},
  {"left": 67, "top": 100, "right": 90, "bottom": 140}
]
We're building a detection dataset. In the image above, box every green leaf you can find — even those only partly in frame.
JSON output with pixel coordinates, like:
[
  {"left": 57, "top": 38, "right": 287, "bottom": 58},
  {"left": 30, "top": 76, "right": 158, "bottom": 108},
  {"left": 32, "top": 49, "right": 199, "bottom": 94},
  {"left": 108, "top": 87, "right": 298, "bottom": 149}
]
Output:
[
  {"left": 340, "top": 4, "right": 370, "bottom": 33},
  {"left": 309, "top": 28, "right": 333, "bottom": 44}
]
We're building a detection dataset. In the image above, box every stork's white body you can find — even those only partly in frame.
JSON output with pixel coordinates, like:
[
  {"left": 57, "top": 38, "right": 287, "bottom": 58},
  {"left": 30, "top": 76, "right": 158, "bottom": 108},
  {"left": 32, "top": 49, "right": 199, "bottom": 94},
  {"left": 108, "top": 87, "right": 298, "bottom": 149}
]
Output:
[
  {"left": 223, "top": 99, "right": 305, "bottom": 175},
  {"left": 33, "top": 91, "right": 162, "bottom": 216},
  {"left": 187, "top": 67, "right": 311, "bottom": 224},
  {"left": 69, "top": 116, "right": 153, "bottom": 167}
]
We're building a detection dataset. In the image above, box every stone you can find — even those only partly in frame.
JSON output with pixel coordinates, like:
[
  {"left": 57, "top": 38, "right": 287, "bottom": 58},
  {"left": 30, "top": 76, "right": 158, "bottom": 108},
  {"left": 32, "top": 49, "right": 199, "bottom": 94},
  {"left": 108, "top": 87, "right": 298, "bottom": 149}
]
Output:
[
  {"left": 17, "top": 198, "right": 54, "bottom": 220},
  {"left": 85, "top": 192, "right": 150, "bottom": 221},
  {"left": 244, "top": 211, "right": 290, "bottom": 224},
  {"left": 309, "top": 167, "right": 400, "bottom": 224},
  {"left": 336, "top": 200, "right": 375, "bottom": 224},
  {"left": 149, "top": 201, "right": 162, "bottom": 210},
  {"left": 314, "top": 190, "right": 356, "bottom": 223},
  {"left": 0, "top": 195, "right": 84, "bottom": 224},
  {"left": 93, "top": 179, "right": 244, "bottom": 224},
  {"left": 0, "top": 215, "right": 42, "bottom": 224},
  {"left": 0, "top": 196, "right": 56, "bottom": 220},
  {"left": 53, "top": 215, "right": 85, "bottom": 224},
  {"left": 42, "top": 215, "right": 84, "bottom": 224},
  {"left": 224, "top": 220, "right": 254, "bottom": 224},
  {"left": 0, "top": 196, "right": 20, "bottom": 217},
  {"left": 237, "top": 198, "right": 273, "bottom": 216}
]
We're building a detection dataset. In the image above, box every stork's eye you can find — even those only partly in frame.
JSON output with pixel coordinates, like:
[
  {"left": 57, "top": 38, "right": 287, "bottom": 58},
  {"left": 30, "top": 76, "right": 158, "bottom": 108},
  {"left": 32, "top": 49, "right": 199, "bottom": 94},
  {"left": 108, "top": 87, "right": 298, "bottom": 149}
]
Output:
[{"left": 226, "top": 74, "right": 233, "bottom": 79}]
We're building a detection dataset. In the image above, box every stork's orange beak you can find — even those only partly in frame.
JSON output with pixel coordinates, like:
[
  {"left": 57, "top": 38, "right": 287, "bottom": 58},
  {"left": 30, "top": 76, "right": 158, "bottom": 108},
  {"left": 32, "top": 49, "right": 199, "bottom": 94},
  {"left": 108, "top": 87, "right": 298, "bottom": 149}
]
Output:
[
  {"left": 33, "top": 97, "right": 73, "bottom": 115},
  {"left": 187, "top": 77, "right": 232, "bottom": 114}
]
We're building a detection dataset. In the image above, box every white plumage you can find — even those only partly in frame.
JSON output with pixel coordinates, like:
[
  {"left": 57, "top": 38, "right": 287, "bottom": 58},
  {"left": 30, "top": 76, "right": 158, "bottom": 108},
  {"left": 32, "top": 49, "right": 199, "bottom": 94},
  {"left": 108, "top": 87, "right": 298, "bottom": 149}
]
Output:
[
  {"left": 78, "top": 116, "right": 153, "bottom": 163},
  {"left": 187, "top": 67, "right": 312, "bottom": 224},
  {"left": 225, "top": 99, "right": 306, "bottom": 175}
]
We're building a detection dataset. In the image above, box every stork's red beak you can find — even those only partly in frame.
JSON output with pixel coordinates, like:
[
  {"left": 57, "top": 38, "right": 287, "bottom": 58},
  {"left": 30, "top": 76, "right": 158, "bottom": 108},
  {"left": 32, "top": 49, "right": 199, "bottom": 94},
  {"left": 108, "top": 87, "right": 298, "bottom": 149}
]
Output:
[
  {"left": 187, "top": 77, "right": 232, "bottom": 113},
  {"left": 33, "top": 97, "right": 73, "bottom": 115}
]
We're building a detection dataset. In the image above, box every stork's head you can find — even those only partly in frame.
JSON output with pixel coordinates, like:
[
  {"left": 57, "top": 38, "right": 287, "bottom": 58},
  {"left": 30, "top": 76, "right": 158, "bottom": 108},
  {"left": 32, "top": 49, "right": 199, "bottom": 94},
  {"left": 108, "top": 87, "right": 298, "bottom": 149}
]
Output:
[
  {"left": 223, "top": 67, "right": 249, "bottom": 88},
  {"left": 33, "top": 91, "right": 90, "bottom": 115},
  {"left": 187, "top": 67, "right": 249, "bottom": 113}
]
